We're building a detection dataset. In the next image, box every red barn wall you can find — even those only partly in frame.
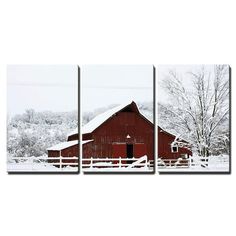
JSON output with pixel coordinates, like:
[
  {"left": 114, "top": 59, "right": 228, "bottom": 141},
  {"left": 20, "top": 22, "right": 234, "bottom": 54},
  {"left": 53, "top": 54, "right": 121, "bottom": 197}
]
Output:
[
  {"left": 48, "top": 150, "right": 60, "bottom": 157},
  {"left": 48, "top": 144, "right": 79, "bottom": 166},
  {"left": 82, "top": 111, "right": 154, "bottom": 161},
  {"left": 158, "top": 127, "right": 192, "bottom": 159}
]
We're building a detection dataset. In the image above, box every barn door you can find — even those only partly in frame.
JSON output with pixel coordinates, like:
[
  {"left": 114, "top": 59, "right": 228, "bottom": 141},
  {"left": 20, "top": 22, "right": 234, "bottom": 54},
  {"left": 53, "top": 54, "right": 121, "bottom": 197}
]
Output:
[
  {"left": 112, "top": 143, "right": 126, "bottom": 158},
  {"left": 126, "top": 144, "right": 133, "bottom": 164},
  {"left": 112, "top": 143, "right": 126, "bottom": 165},
  {"left": 112, "top": 143, "right": 146, "bottom": 164},
  {"left": 112, "top": 143, "right": 134, "bottom": 165},
  {"left": 134, "top": 143, "right": 147, "bottom": 158}
]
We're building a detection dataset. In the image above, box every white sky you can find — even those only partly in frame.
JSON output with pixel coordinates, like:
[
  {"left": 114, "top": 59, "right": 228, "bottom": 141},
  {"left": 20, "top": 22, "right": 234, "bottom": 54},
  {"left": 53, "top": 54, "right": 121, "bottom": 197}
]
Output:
[
  {"left": 81, "top": 65, "right": 154, "bottom": 112},
  {"left": 157, "top": 65, "right": 219, "bottom": 104},
  {"left": 7, "top": 65, "right": 78, "bottom": 116}
]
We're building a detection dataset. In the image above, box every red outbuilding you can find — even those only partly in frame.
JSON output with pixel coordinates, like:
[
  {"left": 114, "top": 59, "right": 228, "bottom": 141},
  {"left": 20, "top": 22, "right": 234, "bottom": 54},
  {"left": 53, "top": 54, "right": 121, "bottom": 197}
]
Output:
[{"left": 158, "top": 126, "right": 192, "bottom": 166}]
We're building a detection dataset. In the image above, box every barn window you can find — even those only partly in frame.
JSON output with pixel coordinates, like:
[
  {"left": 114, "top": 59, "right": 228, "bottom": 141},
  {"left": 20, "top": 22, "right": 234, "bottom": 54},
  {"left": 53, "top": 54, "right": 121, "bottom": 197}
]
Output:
[
  {"left": 180, "top": 154, "right": 187, "bottom": 159},
  {"left": 171, "top": 143, "right": 178, "bottom": 153}
]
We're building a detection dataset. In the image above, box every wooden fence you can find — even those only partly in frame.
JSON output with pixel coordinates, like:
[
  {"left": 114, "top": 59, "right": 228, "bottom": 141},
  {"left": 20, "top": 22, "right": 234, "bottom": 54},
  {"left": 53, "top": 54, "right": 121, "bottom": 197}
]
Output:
[
  {"left": 82, "top": 156, "right": 154, "bottom": 170},
  {"left": 158, "top": 157, "right": 229, "bottom": 169},
  {"left": 8, "top": 156, "right": 78, "bottom": 171},
  {"left": 9, "top": 156, "right": 154, "bottom": 171}
]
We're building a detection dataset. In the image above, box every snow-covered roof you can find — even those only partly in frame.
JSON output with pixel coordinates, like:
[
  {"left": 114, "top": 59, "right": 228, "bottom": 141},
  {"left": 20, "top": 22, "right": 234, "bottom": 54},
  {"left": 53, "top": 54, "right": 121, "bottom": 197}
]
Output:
[
  {"left": 47, "top": 140, "right": 93, "bottom": 151},
  {"left": 47, "top": 140, "right": 78, "bottom": 151},
  {"left": 82, "top": 101, "right": 135, "bottom": 134},
  {"left": 158, "top": 126, "right": 190, "bottom": 143},
  {"left": 82, "top": 140, "right": 94, "bottom": 145},
  {"left": 67, "top": 102, "right": 135, "bottom": 137},
  {"left": 67, "top": 101, "right": 153, "bottom": 137}
]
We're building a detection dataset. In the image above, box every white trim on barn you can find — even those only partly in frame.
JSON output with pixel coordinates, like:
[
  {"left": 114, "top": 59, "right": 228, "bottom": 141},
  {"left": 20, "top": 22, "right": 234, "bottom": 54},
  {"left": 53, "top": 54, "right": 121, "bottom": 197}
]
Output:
[
  {"left": 47, "top": 139, "right": 93, "bottom": 151},
  {"left": 82, "top": 140, "right": 94, "bottom": 145},
  {"left": 171, "top": 142, "right": 178, "bottom": 153}
]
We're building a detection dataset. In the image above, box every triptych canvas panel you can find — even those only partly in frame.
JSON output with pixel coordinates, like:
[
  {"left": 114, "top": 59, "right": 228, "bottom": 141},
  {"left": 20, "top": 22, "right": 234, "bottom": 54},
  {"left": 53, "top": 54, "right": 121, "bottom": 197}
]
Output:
[
  {"left": 157, "top": 65, "right": 230, "bottom": 173},
  {"left": 81, "top": 65, "right": 154, "bottom": 173},
  {"left": 7, "top": 65, "right": 230, "bottom": 173},
  {"left": 7, "top": 65, "right": 79, "bottom": 173}
]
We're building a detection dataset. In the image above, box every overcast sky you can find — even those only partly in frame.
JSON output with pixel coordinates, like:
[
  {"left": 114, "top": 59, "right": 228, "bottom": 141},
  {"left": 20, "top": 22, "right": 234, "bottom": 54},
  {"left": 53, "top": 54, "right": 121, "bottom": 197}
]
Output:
[
  {"left": 157, "top": 65, "right": 223, "bottom": 104},
  {"left": 7, "top": 65, "right": 78, "bottom": 116},
  {"left": 81, "top": 65, "right": 154, "bottom": 112}
]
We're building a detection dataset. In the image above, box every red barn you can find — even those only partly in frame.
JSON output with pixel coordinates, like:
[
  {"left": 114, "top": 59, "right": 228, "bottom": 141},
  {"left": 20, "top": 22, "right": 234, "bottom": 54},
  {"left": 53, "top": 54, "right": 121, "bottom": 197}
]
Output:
[
  {"left": 47, "top": 101, "right": 192, "bottom": 168},
  {"left": 81, "top": 101, "right": 154, "bottom": 164}
]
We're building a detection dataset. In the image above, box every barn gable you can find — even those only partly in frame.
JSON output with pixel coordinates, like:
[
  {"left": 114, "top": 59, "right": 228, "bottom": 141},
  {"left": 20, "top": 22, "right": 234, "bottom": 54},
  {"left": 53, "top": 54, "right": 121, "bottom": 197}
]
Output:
[
  {"left": 82, "top": 101, "right": 142, "bottom": 135},
  {"left": 66, "top": 101, "right": 153, "bottom": 142}
]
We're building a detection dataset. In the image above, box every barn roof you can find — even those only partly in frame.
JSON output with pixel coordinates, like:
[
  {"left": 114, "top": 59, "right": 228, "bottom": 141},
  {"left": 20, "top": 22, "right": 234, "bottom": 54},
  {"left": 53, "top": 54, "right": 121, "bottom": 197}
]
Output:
[
  {"left": 67, "top": 102, "right": 135, "bottom": 137},
  {"left": 67, "top": 101, "right": 153, "bottom": 138},
  {"left": 47, "top": 139, "right": 93, "bottom": 151},
  {"left": 82, "top": 101, "right": 139, "bottom": 134},
  {"left": 158, "top": 126, "right": 190, "bottom": 144},
  {"left": 47, "top": 140, "right": 78, "bottom": 151}
]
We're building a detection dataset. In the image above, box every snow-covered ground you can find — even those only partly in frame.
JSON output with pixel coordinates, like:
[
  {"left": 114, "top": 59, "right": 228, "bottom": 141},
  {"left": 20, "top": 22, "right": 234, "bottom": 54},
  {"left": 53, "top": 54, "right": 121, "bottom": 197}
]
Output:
[
  {"left": 7, "top": 163, "right": 78, "bottom": 172},
  {"left": 82, "top": 155, "right": 154, "bottom": 173},
  {"left": 7, "top": 156, "right": 78, "bottom": 172},
  {"left": 158, "top": 154, "right": 229, "bottom": 172},
  {"left": 83, "top": 166, "right": 153, "bottom": 172}
]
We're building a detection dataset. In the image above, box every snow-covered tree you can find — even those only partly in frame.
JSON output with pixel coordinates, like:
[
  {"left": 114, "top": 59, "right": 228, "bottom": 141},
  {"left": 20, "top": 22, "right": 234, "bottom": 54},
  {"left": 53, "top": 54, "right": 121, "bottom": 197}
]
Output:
[
  {"left": 160, "top": 65, "right": 229, "bottom": 157},
  {"left": 7, "top": 110, "right": 78, "bottom": 157}
]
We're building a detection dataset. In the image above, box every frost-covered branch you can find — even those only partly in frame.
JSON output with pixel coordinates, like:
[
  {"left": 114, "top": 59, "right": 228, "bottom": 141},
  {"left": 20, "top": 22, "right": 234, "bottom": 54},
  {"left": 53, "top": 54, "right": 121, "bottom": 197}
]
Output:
[{"left": 160, "top": 65, "right": 229, "bottom": 157}]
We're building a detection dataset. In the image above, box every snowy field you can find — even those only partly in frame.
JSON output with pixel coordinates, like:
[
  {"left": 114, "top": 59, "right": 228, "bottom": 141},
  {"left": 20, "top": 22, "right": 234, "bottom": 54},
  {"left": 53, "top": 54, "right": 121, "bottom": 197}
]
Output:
[
  {"left": 7, "top": 156, "right": 78, "bottom": 172},
  {"left": 7, "top": 155, "right": 229, "bottom": 173},
  {"left": 7, "top": 163, "right": 78, "bottom": 172},
  {"left": 83, "top": 167, "right": 153, "bottom": 172},
  {"left": 158, "top": 154, "right": 229, "bottom": 172}
]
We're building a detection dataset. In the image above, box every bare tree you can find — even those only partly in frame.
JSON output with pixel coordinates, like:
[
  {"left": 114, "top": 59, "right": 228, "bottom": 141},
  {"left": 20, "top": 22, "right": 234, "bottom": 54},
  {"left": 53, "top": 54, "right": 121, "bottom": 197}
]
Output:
[{"left": 161, "top": 65, "right": 229, "bottom": 157}]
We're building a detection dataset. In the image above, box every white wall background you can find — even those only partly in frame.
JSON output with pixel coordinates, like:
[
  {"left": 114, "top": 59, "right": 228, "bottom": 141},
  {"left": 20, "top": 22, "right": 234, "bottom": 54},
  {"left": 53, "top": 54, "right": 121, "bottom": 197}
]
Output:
[{"left": 0, "top": 1, "right": 235, "bottom": 236}]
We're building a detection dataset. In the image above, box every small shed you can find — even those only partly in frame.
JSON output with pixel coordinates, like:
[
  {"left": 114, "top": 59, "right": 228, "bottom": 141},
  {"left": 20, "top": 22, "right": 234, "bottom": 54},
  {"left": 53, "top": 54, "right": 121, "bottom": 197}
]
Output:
[
  {"left": 47, "top": 140, "right": 78, "bottom": 166},
  {"left": 158, "top": 126, "right": 192, "bottom": 166},
  {"left": 47, "top": 140, "right": 78, "bottom": 157}
]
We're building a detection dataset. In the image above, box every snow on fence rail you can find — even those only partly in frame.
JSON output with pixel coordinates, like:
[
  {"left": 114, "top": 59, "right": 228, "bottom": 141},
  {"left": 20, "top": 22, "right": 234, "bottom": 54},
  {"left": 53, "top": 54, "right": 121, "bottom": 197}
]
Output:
[
  {"left": 8, "top": 156, "right": 78, "bottom": 172},
  {"left": 158, "top": 158, "right": 190, "bottom": 168},
  {"left": 82, "top": 155, "right": 154, "bottom": 171},
  {"left": 158, "top": 156, "right": 229, "bottom": 171}
]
